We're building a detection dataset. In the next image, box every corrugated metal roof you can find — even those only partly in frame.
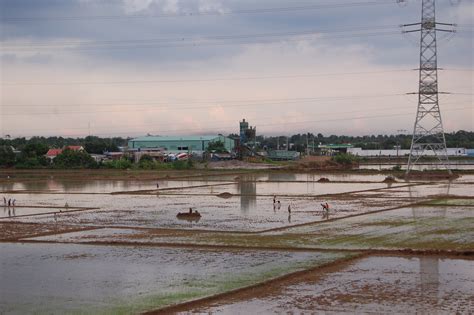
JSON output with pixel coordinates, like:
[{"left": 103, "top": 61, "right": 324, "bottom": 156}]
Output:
[
  {"left": 129, "top": 135, "right": 221, "bottom": 142},
  {"left": 46, "top": 148, "right": 63, "bottom": 156}
]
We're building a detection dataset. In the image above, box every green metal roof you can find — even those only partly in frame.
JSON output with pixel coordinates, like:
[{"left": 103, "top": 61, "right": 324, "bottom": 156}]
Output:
[{"left": 130, "top": 135, "right": 222, "bottom": 142}]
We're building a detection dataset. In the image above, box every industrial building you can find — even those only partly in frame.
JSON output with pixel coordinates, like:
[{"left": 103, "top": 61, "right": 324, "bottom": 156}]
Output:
[
  {"left": 239, "top": 119, "right": 256, "bottom": 146},
  {"left": 128, "top": 135, "right": 235, "bottom": 154},
  {"left": 318, "top": 144, "right": 354, "bottom": 156}
]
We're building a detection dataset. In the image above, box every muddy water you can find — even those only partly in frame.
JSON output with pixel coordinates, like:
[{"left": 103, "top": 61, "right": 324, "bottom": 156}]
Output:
[
  {"left": 0, "top": 179, "right": 233, "bottom": 194},
  {"left": 404, "top": 183, "right": 474, "bottom": 197},
  {"left": 0, "top": 176, "right": 454, "bottom": 231},
  {"left": 351, "top": 182, "right": 473, "bottom": 199},
  {"left": 190, "top": 256, "right": 474, "bottom": 314},
  {"left": 4, "top": 193, "right": 412, "bottom": 232},
  {"left": 0, "top": 243, "right": 347, "bottom": 314},
  {"left": 164, "top": 181, "right": 401, "bottom": 196},
  {"left": 457, "top": 174, "right": 474, "bottom": 183},
  {"left": 192, "top": 173, "right": 392, "bottom": 182}
]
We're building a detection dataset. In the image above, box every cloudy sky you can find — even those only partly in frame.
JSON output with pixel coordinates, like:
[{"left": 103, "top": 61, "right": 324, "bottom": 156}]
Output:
[{"left": 0, "top": 0, "right": 472, "bottom": 138}]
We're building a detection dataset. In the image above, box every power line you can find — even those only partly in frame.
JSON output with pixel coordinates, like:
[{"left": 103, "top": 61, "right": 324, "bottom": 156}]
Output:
[
  {"left": 2, "top": 102, "right": 469, "bottom": 135},
  {"left": 5, "top": 106, "right": 470, "bottom": 138},
  {"left": 7, "top": 28, "right": 472, "bottom": 52},
  {"left": 3, "top": 107, "right": 397, "bottom": 134},
  {"left": 1, "top": 94, "right": 405, "bottom": 108},
  {"left": 444, "top": 68, "right": 474, "bottom": 72},
  {"left": 1, "top": 25, "right": 397, "bottom": 49},
  {"left": 2, "top": 92, "right": 470, "bottom": 109},
  {"left": 0, "top": 94, "right": 406, "bottom": 113},
  {"left": 2, "top": 68, "right": 471, "bottom": 86},
  {"left": 0, "top": 69, "right": 412, "bottom": 86},
  {"left": 2, "top": 92, "right": 470, "bottom": 110},
  {"left": 1, "top": 1, "right": 395, "bottom": 22},
  {"left": 0, "top": 29, "right": 402, "bottom": 52}
]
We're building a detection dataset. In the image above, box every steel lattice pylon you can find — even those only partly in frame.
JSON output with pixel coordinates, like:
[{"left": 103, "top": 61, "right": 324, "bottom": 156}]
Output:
[{"left": 404, "top": 0, "right": 453, "bottom": 175}]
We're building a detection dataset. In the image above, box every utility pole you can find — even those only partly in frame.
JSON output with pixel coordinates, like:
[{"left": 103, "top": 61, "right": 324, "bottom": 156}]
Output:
[
  {"left": 402, "top": 0, "right": 455, "bottom": 176},
  {"left": 306, "top": 133, "right": 309, "bottom": 155}
]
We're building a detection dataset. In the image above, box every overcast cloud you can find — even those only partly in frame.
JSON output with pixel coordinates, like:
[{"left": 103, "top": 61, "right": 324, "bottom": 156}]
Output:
[{"left": 0, "top": 0, "right": 472, "bottom": 137}]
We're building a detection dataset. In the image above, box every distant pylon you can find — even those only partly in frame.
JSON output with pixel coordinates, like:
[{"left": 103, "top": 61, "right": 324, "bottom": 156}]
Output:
[{"left": 402, "top": 0, "right": 455, "bottom": 176}]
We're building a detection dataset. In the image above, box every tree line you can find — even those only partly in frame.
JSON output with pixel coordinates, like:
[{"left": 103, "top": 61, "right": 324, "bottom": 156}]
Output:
[
  {"left": 257, "top": 130, "right": 474, "bottom": 152},
  {"left": 1, "top": 130, "right": 472, "bottom": 168}
]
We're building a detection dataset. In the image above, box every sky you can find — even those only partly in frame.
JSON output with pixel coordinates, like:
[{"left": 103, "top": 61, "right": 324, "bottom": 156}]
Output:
[{"left": 0, "top": 0, "right": 472, "bottom": 138}]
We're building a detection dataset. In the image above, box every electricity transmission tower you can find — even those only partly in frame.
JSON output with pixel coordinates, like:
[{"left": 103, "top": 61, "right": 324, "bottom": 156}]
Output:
[{"left": 401, "top": 0, "right": 455, "bottom": 176}]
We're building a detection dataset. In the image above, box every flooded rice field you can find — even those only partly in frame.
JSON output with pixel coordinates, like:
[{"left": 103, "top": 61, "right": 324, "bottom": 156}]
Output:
[
  {"left": 185, "top": 256, "right": 474, "bottom": 314},
  {"left": 0, "top": 243, "right": 348, "bottom": 314},
  {"left": 0, "top": 179, "right": 234, "bottom": 194},
  {"left": 2, "top": 193, "right": 412, "bottom": 231},
  {"left": 1, "top": 170, "right": 473, "bottom": 314},
  {"left": 31, "top": 205, "right": 473, "bottom": 252},
  {"left": 162, "top": 181, "right": 404, "bottom": 196}
]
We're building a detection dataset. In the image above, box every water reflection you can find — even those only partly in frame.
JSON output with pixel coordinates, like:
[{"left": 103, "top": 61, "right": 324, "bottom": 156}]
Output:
[
  {"left": 419, "top": 257, "right": 440, "bottom": 308},
  {"left": 0, "top": 179, "right": 160, "bottom": 193},
  {"left": 0, "top": 182, "right": 16, "bottom": 191},
  {"left": 408, "top": 181, "right": 451, "bottom": 218},
  {"left": 408, "top": 183, "right": 447, "bottom": 307},
  {"left": 176, "top": 216, "right": 201, "bottom": 223},
  {"left": 238, "top": 175, "right": 256, "bottom": 213}
]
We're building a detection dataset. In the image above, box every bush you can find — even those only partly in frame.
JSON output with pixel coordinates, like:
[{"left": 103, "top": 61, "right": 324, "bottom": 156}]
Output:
[
  {"left": 139, "top": 160, "right": 171, "bottom": 170},
  {"left": 53, "top": 149, "right": 98, "bottom": 168},
  {"left": 139, "top": 154, "right": 154, "bottom": 163},
  {"left": 138, "top": 160, "right": 155, "bottom": 170},
  {"left": 15, "top": 156, "right": 49, "bottom": 169},
  {"left": 103, "top": 157, "right": 132, "bottom": 169},
  {"left": 392, "top": 164, "right": 402, "bottom": 171},
  {"left": 331, "top": 153, "right": 360, "bottom": 165},
  {"left": 171, "top": 160, "right": 193, "bottom": 170},
  {"left": 15, "top": 157, "right": 41, "bottom": 169}
]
